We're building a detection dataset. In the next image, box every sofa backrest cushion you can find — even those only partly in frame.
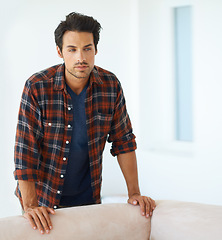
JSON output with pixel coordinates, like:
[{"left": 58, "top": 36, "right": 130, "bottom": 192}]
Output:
[
  {"left": 0, "top": 203, "right": 150, "bottom": 240},
  {"left": 150, "top": 200, "right": 222, "bottom": 240}
]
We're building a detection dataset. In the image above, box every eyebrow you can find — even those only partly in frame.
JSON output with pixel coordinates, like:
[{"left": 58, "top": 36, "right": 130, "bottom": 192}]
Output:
[{"left": 66, "top": 44, "right": 93, "bottom": 48}]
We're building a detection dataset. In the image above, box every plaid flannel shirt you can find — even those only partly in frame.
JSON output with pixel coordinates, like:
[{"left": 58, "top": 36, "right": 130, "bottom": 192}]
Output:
[{"left": 14, "top": 64, "right": 137, "bottom": 209}]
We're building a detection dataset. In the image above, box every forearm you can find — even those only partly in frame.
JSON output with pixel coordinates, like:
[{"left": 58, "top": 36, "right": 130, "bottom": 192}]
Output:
[
  {"left": 117, "top": 151, "right": 141, "bottom": 197},
  {"left": 117, "top": 151, "right": 156, "bottom": 218},
  {"left": 18, "top": 180, "right": 38, "bottom": 210}
]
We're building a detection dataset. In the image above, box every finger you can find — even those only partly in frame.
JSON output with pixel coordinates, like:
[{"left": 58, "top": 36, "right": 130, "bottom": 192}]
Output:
[
  {"left": 128, "top": 198, "right": 138, "bottom": 205},
  {"left": 138, "top": 199, "right": 146, "bottom": 216},
  {"left": 31, "top": 212, "right": 44, "bottom": 234},
  {"left": 145, "top": 198, "right": 152, "bottom": 217},
  {"left": 36, "top": 209, "right": 50, "bottom": 234},
  {"left": 42, "top": 208, "right": 53, "bottom": 231},
  {"left": 146, "top": 198, "right": 153, "bottom": 214},
  {"left": 24, "top": 213, "right": 37, "bottom": 230},
  {"left": 148, "top": 198, "right": 156, "bottom": 210},
  {"left": 153, "top": 200, "right": 157, "bottom": 208},
  {"left": 147, "top": 198, "right": 155, "bottom": 216},
  {"left": 47, "top": 208, "right": 56, "bottom": 215}
]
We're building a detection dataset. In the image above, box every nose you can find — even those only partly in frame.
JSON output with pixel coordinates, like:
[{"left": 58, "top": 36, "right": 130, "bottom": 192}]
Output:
[{"left": 77, "top": 50, "right": 86, "bottom": 63}]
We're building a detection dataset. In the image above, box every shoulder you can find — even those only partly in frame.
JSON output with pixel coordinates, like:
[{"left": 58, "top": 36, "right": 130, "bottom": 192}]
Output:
[
  {"left": 95, "top": 66, "right": 118, "bottom": 81},
  {"left": 94, "top": 65, "right": 122, "bottom": 88},
  {"left": 95, "top": 65, "right": 116, "bottom": 76},
  {"left": 26, "top": 64, "right": 62, "bottom": 87}
]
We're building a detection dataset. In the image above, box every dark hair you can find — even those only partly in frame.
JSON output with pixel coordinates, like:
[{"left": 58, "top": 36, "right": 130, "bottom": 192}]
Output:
[{"left": 54, "top": 12, "right": 102, "bottom": 51}]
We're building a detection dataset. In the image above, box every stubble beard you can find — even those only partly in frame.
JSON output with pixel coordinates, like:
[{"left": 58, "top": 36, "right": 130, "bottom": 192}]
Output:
[{"left": 66, "top": 67, "right": 90, "bottom": 79}]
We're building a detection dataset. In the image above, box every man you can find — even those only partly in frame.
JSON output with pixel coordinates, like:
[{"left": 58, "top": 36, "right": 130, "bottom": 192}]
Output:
[{"left": 14, "top": 12, "right": 156, "bottom": 235}]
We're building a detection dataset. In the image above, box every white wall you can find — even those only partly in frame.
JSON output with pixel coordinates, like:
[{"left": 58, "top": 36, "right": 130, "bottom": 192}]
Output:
[
  {"left": 1, "top": 0, "right": 222, "bottom": 218},
  {"left": 137, "top": 0, "right": 222, "bottom": 205}
]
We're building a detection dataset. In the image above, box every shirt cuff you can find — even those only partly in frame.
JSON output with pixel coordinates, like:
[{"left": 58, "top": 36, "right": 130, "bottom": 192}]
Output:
[
  {"left": 14, "top": 169, "right": 39, "bottom": 181},
  {"left": 110, "top": 135, "right": 137, "bottom": 157}
]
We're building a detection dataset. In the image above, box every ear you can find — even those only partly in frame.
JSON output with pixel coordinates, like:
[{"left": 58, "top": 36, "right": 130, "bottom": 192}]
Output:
[
  {"left": 56, "top": 46, "right": 63, "bottom": 58},
  {"left": 95, "top": 49, "right": 98, "bottom": 55}
]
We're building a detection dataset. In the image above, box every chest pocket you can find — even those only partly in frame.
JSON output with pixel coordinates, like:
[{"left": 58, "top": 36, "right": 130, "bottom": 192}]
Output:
[
  {"left": 96, "top": 112, "right": 113, "bottom": 138},
  {"left": 42, "top": 119, "right": 65, "bottom": 147}
]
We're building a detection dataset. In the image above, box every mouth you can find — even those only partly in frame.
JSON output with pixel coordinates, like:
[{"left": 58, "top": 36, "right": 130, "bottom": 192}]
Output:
[{"left": 75, "top": 64, "right": 88, "bottom": 70}]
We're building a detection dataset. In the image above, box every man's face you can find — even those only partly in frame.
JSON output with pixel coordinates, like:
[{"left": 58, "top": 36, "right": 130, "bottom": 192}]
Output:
[{"left": 57, "top": 31, "right": 97, "bottom": 82}]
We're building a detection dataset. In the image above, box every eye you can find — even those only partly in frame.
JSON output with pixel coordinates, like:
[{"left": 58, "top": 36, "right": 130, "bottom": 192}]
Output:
[
  {"left": 84, "top": 48, "right": 92, "bottom": 51},
  {"left": 69, "top": 49, "right": 76, "bottom": 52}
]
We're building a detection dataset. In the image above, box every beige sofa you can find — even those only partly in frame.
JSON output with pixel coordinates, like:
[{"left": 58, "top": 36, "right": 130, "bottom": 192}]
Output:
[{"left": 0, "top": 200, "right": 222, "bottom": 239}]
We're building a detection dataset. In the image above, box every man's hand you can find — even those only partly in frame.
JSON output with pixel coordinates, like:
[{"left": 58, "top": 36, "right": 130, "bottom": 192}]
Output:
[
  {"left": 128, "top": 193, "right": 156, "bottom": 218},
  {"left": 23, "top": 206, "right": 55, "bottom": 234}
]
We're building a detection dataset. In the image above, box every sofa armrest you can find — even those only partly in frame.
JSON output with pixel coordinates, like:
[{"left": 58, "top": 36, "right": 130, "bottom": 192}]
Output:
[{"left": 0, "top": 203, "right": 150, "bottom": 240}]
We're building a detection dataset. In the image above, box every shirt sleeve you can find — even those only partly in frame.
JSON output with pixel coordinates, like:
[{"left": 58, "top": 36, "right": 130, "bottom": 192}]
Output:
[
  {"left": 107, "top": 80, "right": 137, "bottom": 156},
  {"left": 14, "top": 80, "right": 43, "bottom": 181}
]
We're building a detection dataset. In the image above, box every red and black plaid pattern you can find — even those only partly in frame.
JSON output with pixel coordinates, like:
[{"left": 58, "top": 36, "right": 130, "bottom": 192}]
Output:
[{"left": 14, "top": 64, "right": 136, "bottom": 208}]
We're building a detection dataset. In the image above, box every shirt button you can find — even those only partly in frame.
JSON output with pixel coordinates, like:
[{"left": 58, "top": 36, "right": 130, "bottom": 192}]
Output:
[
  {"left": 66, "top": 140, "right": 69, "bottom": 144},
  {"left": 57, "top": 190, "right": 61, "bottom": 194},
  {"left": 68, "top": 107, "right": 71, "bottom": 111},
  {"left": 48, "top": 123, "right": 52, "bottom": 126},
  {"left": 54, "top": 205, "right": 58, "bottom": 209},
  {"left": 68, "top": 124, "right": 71, "bottom": 128},
  {"left": 60, "top": 174, "right": 64, "bottom": 178},
  {"left": 63, "top": 157, "right": 66, "bottom": 161}
]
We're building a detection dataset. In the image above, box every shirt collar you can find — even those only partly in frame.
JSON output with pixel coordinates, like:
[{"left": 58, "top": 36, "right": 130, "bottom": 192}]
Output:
[
  {"left": 53, "top": 64, "right": 66, "bottom": 91},
  {"left": 53, "top": 64, "right": 103, "bottom": 92},
  {"left": 90, "top": 66, "right": 103, "bottom": 86}
]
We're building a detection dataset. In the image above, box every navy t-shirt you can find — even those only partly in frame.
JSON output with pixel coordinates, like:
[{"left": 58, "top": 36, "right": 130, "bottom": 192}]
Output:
[{"left": 59, "top": 82, "right": 94, "bottom": 207}]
